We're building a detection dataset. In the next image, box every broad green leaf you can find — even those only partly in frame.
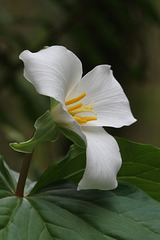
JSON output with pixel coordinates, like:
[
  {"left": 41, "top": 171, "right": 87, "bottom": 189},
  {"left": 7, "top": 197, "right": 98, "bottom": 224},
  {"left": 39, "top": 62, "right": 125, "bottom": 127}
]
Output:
[
  {"left": 30, "top": 144, "right": 86, "bottom": 195},
  {"left": 0, "top": 181, "right": 160, "bottom": 239},
  {"left": 0, "top": 155, "right": 160, "bottom": 239},
  {"left": 116, "top": 137, "right": 160, "bottom": 201},
  {"left": 10, "top": 111, "right": 59, "bottom": 153}
]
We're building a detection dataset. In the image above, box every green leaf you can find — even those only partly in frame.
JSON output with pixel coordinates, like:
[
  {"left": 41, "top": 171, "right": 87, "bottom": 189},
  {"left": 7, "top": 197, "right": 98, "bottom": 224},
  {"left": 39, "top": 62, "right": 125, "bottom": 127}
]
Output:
[
  {"left": 116, "top": 137, "right": 160, "bottom": 201},
  {"left": 0, "top": 156, "right": 160, "bottom": 239},
  {"left": 1, "top": 181, "right": 160, "bottom": 239},
  {"left": 30, "top": 144, "right": 86, "bottom": 195},
  {"left": 10, "top": 111, "right": 59, "bottom": 153}
]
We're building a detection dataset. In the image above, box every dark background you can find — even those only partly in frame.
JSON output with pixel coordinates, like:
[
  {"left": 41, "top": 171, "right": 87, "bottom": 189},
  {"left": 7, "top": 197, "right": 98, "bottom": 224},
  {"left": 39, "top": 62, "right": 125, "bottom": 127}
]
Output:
[{"left": 0, "top": 0, "right": 160, "bottom": 178}]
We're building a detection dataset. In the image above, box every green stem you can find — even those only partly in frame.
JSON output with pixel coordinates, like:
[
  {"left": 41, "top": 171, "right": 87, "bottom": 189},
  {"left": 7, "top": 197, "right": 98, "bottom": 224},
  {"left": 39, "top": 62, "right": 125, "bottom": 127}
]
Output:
[{"left": 15, "top": 152, "right": 33, "bottom": 198}]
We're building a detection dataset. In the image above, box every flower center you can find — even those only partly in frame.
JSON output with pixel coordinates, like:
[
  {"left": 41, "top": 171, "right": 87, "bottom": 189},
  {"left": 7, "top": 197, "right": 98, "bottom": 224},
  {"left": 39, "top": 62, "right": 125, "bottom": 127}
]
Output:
[{"left": 65, "top": 93, "right": 97, "bottom": 124}]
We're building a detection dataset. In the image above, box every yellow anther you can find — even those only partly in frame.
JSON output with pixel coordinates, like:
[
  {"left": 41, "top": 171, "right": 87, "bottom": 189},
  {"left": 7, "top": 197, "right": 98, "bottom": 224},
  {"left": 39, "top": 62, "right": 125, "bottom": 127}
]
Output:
[
  {"left": 81, "top": 117, "right": 97, "bottom": 121},
  {"left": 73, "top": 117, "right": 87, "bottom": 124},
  {"left": 73, "top": 116, "right": 97, "bottom": 124},
  {"left": 65, "top": 93, "right": 97, "bottom": 124},
  {"left": 69, "top": 107, "right": 97, "bottom": 116},
  {"left": 67, "top": 103, "right": 83, "bottom": 112},
  {"left": 65, "top": 93, "right": 86, "bottom": 105},
  {"left": 85, "top": 106, "right": 93, "bottom": 109}
]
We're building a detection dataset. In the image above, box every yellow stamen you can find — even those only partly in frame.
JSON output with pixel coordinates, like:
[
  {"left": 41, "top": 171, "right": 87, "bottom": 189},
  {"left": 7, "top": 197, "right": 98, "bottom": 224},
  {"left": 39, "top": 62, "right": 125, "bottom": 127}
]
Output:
[
  {"left": 81, "top": 117, "right": 97, "bottom": 121},
  {"left": 65, "top": 92, "right": 97, "bottom": 124},
  {"left": 65, "top": 93, "right": 86, "bottom": 105},
  {"left": 73, "top": 117, "right": 87, "bottom": 124},
  {"left": 69, "top": 107, "right": 97, "bottom": 116},
  {"left": 67, "top": 103, "right": 83, "bottom": 111},
  {"left": 73, "top": 116, "right": 97, "bottom": 124}
]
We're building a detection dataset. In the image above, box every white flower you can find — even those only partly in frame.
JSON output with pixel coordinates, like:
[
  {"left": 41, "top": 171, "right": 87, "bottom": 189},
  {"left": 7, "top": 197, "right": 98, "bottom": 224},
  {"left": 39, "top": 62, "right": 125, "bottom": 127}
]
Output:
[{"left": 19, "top": 46, "right": 136, "bottom": 190}]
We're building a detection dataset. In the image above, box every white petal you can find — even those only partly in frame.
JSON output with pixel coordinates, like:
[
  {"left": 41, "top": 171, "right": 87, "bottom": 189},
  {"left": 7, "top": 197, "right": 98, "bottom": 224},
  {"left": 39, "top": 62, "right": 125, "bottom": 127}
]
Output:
[
  {"left": 68, "top": 65, "right": 136, "bottom": 128},
  {"left": 19, "top": 46, "right": 82, "bottom": 104},
  {"left": 78, "top": 126, "right": 122, "bottom": 190}
]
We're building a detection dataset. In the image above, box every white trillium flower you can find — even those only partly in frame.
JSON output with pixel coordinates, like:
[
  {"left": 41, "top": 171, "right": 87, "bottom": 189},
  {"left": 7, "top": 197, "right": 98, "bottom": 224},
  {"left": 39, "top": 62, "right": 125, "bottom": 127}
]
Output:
[{"left": 19, "top": 46, "right": 136, "bottom": 190}]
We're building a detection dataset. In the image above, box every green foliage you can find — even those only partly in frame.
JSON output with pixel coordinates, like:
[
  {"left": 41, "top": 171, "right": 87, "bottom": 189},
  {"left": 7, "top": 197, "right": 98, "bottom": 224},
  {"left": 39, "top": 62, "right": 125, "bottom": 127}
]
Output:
[
  {"left": 0, "top": 156, "right": 160, "bottom": 240},
  {"left": 10, "top": 111, "right": 59, "bottom": 153},
  {"left": 117, "top": 137, "right": 160, "bottom": 201}
]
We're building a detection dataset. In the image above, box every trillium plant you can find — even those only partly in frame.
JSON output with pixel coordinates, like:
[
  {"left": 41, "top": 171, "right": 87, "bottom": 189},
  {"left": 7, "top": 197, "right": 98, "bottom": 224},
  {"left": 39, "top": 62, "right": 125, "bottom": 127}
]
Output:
[
  {"left": 0, "top": 46, "right": 160, "bottom": 240},
  {"left": 16, "top": 45, "right": 136, "bottom": 191}
]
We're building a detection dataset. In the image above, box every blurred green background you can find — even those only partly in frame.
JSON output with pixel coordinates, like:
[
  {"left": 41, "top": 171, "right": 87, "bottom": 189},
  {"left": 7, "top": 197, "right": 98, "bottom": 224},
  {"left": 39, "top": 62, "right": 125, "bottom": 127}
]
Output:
[{"left": 0, "top": 0, "right": 160, "bottom": 178}]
